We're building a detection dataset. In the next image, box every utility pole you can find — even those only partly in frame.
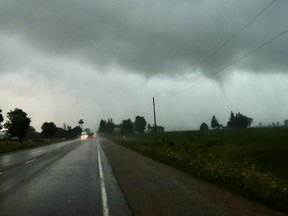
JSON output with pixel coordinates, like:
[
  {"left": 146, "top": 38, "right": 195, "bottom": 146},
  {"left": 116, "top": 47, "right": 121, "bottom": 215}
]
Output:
[
  {"left": 0, "top": 109, "right": 3, "bottom": 130},
  {"left": 153, "top": 97, "right": 157, "bottom": 140}
]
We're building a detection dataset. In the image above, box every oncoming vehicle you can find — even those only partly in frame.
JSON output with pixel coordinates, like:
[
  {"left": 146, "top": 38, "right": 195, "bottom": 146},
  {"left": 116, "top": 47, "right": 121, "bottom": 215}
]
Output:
[
  {"left": 81, "top": 132, "right": 88, "bottom": 140},
  {"left": 81, "top": 132, "right": 95, "bottom": 139}
]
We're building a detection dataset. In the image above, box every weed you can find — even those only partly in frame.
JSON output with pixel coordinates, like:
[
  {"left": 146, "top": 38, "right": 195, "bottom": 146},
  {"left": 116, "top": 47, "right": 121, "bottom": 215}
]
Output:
[{"left": 107, "top": 128, "right": 288, "bottom": 213}]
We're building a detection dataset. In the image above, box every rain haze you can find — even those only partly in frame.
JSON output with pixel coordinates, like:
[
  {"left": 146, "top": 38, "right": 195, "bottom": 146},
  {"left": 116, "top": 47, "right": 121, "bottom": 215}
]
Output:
[{"left": 1, "top": 0, "right": 288, "bottom": 131}]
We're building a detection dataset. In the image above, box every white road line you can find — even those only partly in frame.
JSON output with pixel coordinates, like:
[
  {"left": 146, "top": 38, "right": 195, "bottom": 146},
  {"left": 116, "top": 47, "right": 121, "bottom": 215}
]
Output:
[
  {"left": 0, "top": 172, "right": 3, "bottom": 175},
  {"left": 25, "top": 159, "right": 36, "bottom": 164},
  {"left": 97, "top": 142, "right": 110, "bottom": 216}
]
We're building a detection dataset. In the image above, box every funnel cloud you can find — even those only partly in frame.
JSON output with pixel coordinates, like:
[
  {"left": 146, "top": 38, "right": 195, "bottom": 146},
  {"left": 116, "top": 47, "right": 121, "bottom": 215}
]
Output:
[{"left": 0, "top": 0, "right": 288, "bottom": 131}]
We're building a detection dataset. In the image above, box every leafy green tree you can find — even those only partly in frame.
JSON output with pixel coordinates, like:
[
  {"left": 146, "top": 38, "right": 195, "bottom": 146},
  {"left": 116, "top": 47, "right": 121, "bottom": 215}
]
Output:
[
  {"left": 106, "top": 118, "right": 115, "bottom": 134},
  {"left": 147, "top": 123, "right": 151, "bottom": 132},
  {"left": 121, "top": 119, "right": 134, "bottom": 134},
  {"left": 84, "top": 128, "right": 91, "bottom": 133},
  {"left": 235, "top": 112, "right": 253, "bottom": 128},
  {"left": 230, "top": 111, "right": 235, "bottom": 122},
  {"left": 72, "top": 126, "right": 82, "bottom": 137},
  {"left": 54, "top": 127, "right": 67, "bottom": 139},
  {"left": 4, "top": 108, "right": 31, "bottom": 143},
  {"left": 25, "top": 126, "right": 41, "bottom": 140},
  {"left": 211, "top": 115, "right": 220, "bottom": 129},
  {"left": 227, "top": 111, "right": 235, "bottom": 127},
  {"left": 98, "top": 119, "right": 107, "bottom": 134},
  {"left": 134, "top": 116, "right": 147, "bottom": 133},
  {"left": 65, "top": 125, "right": 81, "bottom": 138},
  {"left": 227, "top": 111, "right": 253, "bottom": 128},
  {"left": 41, "top": 122, "right": 57, "bottom": 139}
]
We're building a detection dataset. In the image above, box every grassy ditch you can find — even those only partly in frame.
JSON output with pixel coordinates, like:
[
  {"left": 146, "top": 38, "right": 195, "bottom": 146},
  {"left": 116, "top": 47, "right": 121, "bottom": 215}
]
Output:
[
  {"left": 0, "top": 139, "right": 67, "bottom": 154},
  {"left": 107, "top": 128, "right": 288, "bottom": 213}
]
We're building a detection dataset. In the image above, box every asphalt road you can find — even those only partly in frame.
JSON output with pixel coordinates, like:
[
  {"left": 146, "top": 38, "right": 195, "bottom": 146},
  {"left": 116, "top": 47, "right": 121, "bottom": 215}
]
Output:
[
  {"left": 0, "top": 138, "right": 132, "bottom": 216},
  {"left": 1, "top": 137, "right": 286, "bottom": 216}
]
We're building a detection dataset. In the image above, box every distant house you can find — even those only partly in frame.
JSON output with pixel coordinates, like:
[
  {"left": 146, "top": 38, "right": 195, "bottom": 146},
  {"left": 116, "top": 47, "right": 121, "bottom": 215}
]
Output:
[
  {"left": 0, "top": 130, "right": 8, "bottom": 140},
  {"left": 114, "top": 127, "right": 121, "bottom": 134},
  {"left": 218, "top": 125, "right": 224, "bottom": 130},
  {"left": 149, "top": 126, "right": 164, "bottom": 133},
  {"left": 200, "top": 123, "right": 209, "bottom": 131}
]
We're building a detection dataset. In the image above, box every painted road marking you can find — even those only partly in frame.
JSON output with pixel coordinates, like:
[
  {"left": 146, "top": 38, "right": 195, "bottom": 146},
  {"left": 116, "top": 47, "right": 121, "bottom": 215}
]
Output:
[
  {"left": 97, "top": 142, "right": 110, "bottom": 216},
  {"left": 0, "top": 172, "right": 3, "bottom": 175},
  {"left": 25, "top": 159, "right": 36, "bottom": 164}
]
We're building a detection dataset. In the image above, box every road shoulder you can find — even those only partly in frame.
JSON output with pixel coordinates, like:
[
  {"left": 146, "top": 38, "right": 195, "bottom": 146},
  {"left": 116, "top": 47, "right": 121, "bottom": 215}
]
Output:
[{"left": 100, "top": 137, "right": 285, "bottom": 216}]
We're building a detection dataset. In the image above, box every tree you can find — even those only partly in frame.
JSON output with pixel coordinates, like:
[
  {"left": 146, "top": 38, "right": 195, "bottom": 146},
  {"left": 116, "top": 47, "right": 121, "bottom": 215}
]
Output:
[
  {"left": 227, "top": 111, "right": 235, "bottom": 127},
  {"left": 227, "top": 111, "right": 253, "bottom": 128},
  {"left": 54, "top": 127, "right": 67, "bottom": 139},
  {"left": 106, "top": 118, "right": 115, "bottom": 134},
  {"left": 134, "top": 116, "right": 147, "bottom": 133},
  {"left": 121, "top": 119, "right": 134, "bottom": 134},
  {"left": 72, "top": 126, "right": 82, "bottom": 137},
  {"left": 4, "top": 108, "right": 31, "bottom": 143},
  {"left": 98, "top": 119, "right": 107, "bottom": 134},
  {"left": 147, "top": 123, "right": 151, "bottom": 132},
  {"left": 84, "top": 128, "right": 91, "bottom": 133},
  {"left": 65, "top": 125, "right": 81, "bottom": 138},
  {"left": 200, "top": 122, "right": 209, "bottom": 131},
  {"left": 25, "top": 126, "right": 41, "bottom": 140},
  {"left": 211, "top": 115, "right": 220, "bottom": 129},
  {"left": 235, "top": 112, "right": 253, "bottom": 128},
  {"left": 41, "top": 122, "right": 57, "bottom": 139}
]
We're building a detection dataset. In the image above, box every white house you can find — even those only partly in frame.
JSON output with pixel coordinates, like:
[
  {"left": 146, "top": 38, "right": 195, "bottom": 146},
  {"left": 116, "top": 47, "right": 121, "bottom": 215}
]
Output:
[{"left": 0, "top": 130, "right": 8, "bottom": 140}]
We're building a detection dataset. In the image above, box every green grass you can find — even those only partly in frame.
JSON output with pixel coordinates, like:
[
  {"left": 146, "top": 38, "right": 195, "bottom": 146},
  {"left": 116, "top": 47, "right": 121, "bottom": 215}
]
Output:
[
  {"left": 107, "top": 127, "right": 288, "bottom": 213},
  {"left": 0, "top": 139, "right": 66, "bottom": 154}
]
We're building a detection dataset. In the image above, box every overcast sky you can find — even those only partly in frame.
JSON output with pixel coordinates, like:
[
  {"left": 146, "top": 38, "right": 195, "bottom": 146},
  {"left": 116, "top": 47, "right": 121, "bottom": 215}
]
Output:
[{"left": 1, "top": 0, "right": 288, "bottom": 132}]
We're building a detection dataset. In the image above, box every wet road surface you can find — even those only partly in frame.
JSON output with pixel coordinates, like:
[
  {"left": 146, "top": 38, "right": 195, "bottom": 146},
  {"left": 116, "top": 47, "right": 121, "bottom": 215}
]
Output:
[{"left": 0, "top": 138, "right": 132, "bottom": 216}]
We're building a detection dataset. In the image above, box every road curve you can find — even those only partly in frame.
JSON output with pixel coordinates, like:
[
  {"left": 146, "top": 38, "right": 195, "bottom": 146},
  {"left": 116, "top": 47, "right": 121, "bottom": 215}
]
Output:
[{"left": 0, "top": 138, "right": 132, "bottom": 216}]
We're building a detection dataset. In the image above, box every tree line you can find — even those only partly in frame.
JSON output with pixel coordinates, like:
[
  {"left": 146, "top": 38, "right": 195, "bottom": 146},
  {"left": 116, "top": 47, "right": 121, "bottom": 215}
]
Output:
[
  {"left": 200, "top": 111, "right": 253, "bottom": 131},
  {"left": 0, "top": 108, "right": 84, "bottom": 144},
  {"left": 0, "top": 108, "right": 254, "bottom": 143},
  {"left": 97, "top": 116, "right": 148, "bottom": 135}
]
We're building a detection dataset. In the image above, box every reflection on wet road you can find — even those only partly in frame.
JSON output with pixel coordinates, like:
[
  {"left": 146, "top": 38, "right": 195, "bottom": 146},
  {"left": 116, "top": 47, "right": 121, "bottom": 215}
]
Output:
[{"left": 0, "top": 138, "right": 131, "bottom": 216}]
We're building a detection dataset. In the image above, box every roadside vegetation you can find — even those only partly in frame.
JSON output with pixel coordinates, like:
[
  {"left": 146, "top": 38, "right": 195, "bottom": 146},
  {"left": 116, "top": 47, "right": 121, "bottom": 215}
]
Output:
[
  {"left": 0, "top": 108, "right": 86, "bottom": 154},
  {"left": 107, "top": 127, "right": 288, "bottom": 213}
]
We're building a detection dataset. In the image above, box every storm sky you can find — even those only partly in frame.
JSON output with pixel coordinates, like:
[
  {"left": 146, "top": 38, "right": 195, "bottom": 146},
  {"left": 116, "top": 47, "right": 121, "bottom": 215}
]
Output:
[{"left": 1, "top": 0, "right": 288, "bottom": 131}]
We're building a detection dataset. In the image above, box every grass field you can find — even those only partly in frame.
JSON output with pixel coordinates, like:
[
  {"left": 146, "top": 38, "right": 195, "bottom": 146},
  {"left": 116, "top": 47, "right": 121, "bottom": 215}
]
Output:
[{"left": 107, "top": 127, "right": 288, "bottom": 213}]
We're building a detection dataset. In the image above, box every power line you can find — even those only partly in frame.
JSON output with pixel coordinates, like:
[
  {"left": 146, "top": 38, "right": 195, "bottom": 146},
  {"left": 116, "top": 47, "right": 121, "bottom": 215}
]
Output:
[
  {"left": 149, "top": 0, "right": 278, "bottom": 104},
  {"left": 210, "top": 26, "right": 288, "bottom": 78},
  {"left": 94, "top": 1, "right": 280, "bottom": 121},
  {"left": 189, "top": 0, "right": 277, "bottom": 74},
  {"left": 157, "top": 25, "right": 288, "bottom": 103}
]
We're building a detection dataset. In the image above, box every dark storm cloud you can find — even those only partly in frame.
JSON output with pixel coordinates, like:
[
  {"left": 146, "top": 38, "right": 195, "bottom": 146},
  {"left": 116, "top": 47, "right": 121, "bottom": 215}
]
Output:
[{"left": 0, "top": 0, "right": 287, "bottom": 77}]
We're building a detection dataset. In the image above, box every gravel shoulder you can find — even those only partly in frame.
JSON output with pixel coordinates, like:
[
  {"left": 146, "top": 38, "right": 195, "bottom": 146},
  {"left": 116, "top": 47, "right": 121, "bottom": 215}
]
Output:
[{"left": 100, "top": 137, "right": 286, "bottom": 216}]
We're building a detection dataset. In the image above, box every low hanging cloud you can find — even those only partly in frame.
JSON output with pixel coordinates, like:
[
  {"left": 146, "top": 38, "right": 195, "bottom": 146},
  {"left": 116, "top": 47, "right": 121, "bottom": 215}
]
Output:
[{"left": 1, "top": 0, "right": 288, "bottom": 78}]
